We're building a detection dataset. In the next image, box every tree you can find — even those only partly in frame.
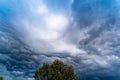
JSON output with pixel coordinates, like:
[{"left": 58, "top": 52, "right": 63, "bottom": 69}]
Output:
[
  {"left": 34, "top": 60, "right": 77, "bottom": 80},
  {"left": 0, "top": 77, "right": 3, "bottom": 80}
]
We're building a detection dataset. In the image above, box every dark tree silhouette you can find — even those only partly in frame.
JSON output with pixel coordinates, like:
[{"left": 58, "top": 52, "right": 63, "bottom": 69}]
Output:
[
  {"left": 34, "top": 60, "right": 77, "bottom": 80},
  {"left": 0, "top": 77, "right": 3, "bottom": 80}
]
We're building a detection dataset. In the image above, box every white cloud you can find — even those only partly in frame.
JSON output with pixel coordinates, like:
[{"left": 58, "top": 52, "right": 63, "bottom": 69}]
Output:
[
  {"left": 11, "top": 0, "right": 84, "bottom": 56},
  {"left": 45, "top": 14, "right": 68, "bottom": 31},
  {"left": 38, "top": 4, "right": 47, "bottom": 14},
  {"left": 51, "top": 39, "right": 86, "bottom": 56}
]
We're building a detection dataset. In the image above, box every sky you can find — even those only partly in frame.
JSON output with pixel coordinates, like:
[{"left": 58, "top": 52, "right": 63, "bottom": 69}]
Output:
[{"left": 0, "top": 0, "right": 120, "bottom": 80}]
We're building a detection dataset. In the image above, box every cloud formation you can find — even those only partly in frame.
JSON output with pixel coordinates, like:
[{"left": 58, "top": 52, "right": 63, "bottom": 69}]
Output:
[{"left": 0, "top": 0, "right": 120, "bottom": 80}]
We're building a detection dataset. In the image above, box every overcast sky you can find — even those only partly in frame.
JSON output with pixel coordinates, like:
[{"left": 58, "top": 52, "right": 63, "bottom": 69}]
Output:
[{"left": 0, "top": 0, "right": 120, "bottom": 80}]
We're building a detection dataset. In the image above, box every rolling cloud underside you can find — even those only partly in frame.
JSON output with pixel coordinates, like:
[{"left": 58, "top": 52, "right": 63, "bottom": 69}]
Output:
[{"left": 0, "top": 0, "right": 120, "bottom": 80}]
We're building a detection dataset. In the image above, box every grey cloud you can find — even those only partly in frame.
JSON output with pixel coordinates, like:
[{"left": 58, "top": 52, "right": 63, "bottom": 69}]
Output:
[{"left": 0, "top": 0, "right": 120, "bottom": 80}]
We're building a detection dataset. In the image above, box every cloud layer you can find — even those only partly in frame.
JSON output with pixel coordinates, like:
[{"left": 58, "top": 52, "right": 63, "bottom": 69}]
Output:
[{"left": 0, "top": 0, "right": 120, "bottom": 80}]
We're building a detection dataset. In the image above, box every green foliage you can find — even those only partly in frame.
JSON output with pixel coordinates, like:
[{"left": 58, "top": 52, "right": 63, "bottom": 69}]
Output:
[
  {"left": 34, "top": 60, "right": 77, "bottom": 80},
  {"left": 0, "top": 77, "right": 3, "bottom": 80}
]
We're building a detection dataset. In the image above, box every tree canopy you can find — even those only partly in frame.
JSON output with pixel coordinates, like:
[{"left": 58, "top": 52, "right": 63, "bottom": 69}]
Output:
[
  {"left": 0, "top": 77, "right": 3, "bottom": 80},
  {"left": 34, "top": 60, "right": 77, "bottom": 80}
]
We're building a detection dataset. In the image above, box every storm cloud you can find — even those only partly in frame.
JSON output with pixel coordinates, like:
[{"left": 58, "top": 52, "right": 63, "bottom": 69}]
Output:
[{"left": 0, "top": 0, "right": 120, "bottom": 80}]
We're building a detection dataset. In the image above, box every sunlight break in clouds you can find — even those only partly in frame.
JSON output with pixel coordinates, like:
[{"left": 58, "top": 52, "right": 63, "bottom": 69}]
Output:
[{"left": 13, "top": 0, "right": 84, "bottom": 55}]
